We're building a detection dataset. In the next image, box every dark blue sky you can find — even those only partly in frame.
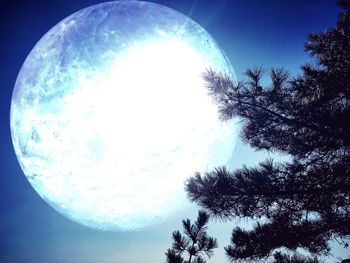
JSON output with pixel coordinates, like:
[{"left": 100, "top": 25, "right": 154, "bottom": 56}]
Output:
[{"left": 0, "top": 1, "right": 345, "bottom": 262}]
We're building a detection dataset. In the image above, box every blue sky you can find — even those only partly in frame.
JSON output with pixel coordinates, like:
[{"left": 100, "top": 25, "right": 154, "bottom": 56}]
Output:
[{"left": 0, "top": 0, "right": 347, "bottom": 262}]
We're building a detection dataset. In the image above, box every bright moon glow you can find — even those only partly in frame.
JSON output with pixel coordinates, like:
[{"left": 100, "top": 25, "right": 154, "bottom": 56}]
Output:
[{"left": 10, "top": 1, "right": 237, "bottom": 230}]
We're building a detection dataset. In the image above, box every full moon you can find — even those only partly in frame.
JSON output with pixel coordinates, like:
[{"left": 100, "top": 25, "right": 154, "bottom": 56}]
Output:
[{"left": 10, "top": 1, "right": 236, "bottom": 230}]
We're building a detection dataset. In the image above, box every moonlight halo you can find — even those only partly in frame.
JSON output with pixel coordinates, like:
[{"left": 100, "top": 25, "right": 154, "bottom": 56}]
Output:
[{"left": 10, "top": 1, "right": 237, "bottom": 231}]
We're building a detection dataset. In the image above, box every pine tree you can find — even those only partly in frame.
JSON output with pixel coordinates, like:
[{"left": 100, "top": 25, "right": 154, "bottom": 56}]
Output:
[
  {"left": 185, "top": 1, "right": 350, "bottom": 262},
  {"left": 165, "top": 210, "right": 218, "bottom": 263}
]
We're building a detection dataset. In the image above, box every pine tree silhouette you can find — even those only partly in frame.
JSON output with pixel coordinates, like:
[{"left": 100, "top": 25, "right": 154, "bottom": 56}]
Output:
[
  {"left": 165, "top": 210, "right": 217, "bottom": 263},
  {"left": 185, "top": 1, "right": 350, "bottom": 262}
]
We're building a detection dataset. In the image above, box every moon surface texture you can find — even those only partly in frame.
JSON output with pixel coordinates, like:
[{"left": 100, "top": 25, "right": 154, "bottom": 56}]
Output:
[{"left": 11, "top": 1, "right": 236, "bottom": 231}]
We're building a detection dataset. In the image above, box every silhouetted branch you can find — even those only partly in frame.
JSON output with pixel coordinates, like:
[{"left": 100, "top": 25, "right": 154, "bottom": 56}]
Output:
[
  {"left": 184, "top": 2, "right": 350, "bottom": 262},
  {"left": 165, "top": 210, "right": 218, "bottom": 263}
]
